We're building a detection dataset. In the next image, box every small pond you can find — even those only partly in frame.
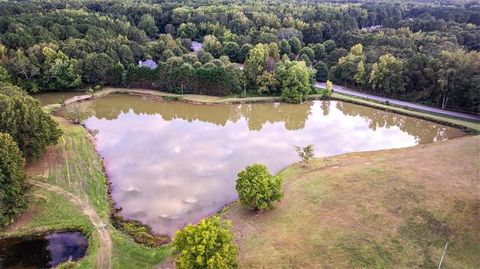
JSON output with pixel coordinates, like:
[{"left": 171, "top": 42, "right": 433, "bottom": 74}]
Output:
[
  {"left": 55, "top": 94, "right": 465, "bottom": 236},
  {"left": 0, "top": 232, "right": 88, "bottom": 268}
]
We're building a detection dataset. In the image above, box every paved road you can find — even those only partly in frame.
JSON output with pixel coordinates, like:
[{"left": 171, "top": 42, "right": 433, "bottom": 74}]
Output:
[{"left": 315, "top": 82, "right": 480, "bottom": 121}]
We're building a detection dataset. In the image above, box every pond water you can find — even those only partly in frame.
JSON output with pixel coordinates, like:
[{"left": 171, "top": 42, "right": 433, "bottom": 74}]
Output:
[
  {"left": 0, "top": 232, "right": 88, "bottom": 268},
  {"left": 32, "top": 91, "right": 84, "bottom": 106},
  {"left": 60, "top": 94, "right": 465, "bottom": 236}
]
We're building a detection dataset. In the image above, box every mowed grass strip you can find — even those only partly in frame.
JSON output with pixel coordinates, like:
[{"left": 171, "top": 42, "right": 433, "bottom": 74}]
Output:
[
  {"left": 223, "top": 136, "right": 480, "bottom": 269},
  {"left": 3, "top": 117, "right": 171, "bottom": 269}
]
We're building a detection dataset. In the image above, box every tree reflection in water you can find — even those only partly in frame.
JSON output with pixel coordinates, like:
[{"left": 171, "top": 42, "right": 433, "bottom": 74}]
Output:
[{"left": 335, "top": 102, "right": 456, "bottom": 144}]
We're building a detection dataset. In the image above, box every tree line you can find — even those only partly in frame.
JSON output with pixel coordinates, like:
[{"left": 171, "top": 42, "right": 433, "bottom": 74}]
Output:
[
  {"left": 0, "top": 84, "right": 61, "bottom": 227},
  {"left": 0, "top": 0, "right": 478, "bottom": 111}
]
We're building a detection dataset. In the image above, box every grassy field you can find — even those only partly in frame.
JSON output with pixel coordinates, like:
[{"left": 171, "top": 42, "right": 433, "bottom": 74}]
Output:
[
  {"left": 223, "top": 135, "right": 480, "bottom": 268},
  {"left": 1, "top": 117, "right": 171, "bottom": 269}
]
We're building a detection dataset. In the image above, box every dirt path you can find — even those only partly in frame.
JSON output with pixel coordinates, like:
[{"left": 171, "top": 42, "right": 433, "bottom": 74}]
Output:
[{"left": 29, "top": 180, "right": 112, "bottom": 269}]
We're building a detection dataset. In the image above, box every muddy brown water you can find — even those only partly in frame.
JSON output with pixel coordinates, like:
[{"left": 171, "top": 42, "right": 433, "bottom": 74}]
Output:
[
  {"left": 0, "top": 232, "right": 88, "bottom": 268},
  {"left": 39, "top": 93, "right": 465, "bottom": 236},
  {"left": 32, "top": 91, "right": 85, "bottom": 106}
]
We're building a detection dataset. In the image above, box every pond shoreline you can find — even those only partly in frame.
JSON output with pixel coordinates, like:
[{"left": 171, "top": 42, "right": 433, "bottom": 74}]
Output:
[
  {"left": 47, "top": 89, "right": 475, "bottom": 245},
  {"left": 59, "top": 87, "right": 479, "bottom": 134},
  {"left": 81, "top": 125, "right": 171, "bottom": 246}
]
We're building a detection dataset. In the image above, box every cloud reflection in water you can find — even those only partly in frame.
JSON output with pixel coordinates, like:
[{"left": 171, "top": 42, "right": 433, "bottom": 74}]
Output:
[{"left": 80, "top": 95, "right": 464, "bottom": 235}]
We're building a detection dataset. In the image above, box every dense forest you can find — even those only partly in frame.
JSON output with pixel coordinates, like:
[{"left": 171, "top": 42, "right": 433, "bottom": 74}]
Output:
[{"left": 0, "top": 0, "right": 479, "bottom": 112}]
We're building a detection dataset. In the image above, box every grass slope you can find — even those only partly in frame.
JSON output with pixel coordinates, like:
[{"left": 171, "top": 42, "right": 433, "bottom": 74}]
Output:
[
  {"left": 223, "top": 136, "right": 480, "bottom": 268},
  {"left": 1, "top": 117, "right": 171, "bottom": 269}
]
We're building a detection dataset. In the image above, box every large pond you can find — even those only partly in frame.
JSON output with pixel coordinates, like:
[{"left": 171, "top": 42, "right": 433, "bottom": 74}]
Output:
[
  {"left": 56, "top": 94, "right": 464, "bottom": 236},
  {"left": 0, "top": 232, "right": 88, "bottom": 268}
]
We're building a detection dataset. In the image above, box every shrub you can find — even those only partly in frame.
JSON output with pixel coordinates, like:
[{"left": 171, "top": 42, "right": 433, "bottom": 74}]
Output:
[
  {"left": 173, "top": 216, "right": 237, "bottom": 269},
  {"left": 236, "top": 164, "right": 283, "bottom": 211},
  {"left": 295, "top": 144, "right": 315, "bottom": 162},
  {"left": 322, "top": 80, "right": 333, "bottom": 98},
  {"left": 0, "top": 132, "right": 26, "bottom": 227}
]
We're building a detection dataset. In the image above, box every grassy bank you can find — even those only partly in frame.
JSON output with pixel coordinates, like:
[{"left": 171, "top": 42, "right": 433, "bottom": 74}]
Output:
[
  {"left": 1, "top": 117, "right": 172, "bottom": 269},
  {"left": 223, "top": 135, "right": 480, "bottom": 268}
]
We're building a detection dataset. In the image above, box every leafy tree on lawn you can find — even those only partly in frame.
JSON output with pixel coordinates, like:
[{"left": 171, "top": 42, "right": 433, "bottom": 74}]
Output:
[
  {"left": 0, "top": 132, "right": 26, "bottom": 227},
  {"left": 173, "top": 216, "right": 237, "bottom": 269},
  {"left": 236, "top": 163, "right": 283, "bottom": 211},
  {"left": 325, "top": 80, "right": 334, "bottom": 95}
]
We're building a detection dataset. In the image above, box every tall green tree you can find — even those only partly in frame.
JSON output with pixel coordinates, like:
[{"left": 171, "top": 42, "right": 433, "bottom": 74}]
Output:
[
  {"left": 289, "top": 37, "right": 302, "bottom": 55},
  {"left": 332, "top": 44, "right": 365, "bottom": 85},
  {"left": 202, "top": 35, "right": 223, "bottom": 58},
  {"left": 277, "top": 60, "right": 314, "bottom": 103},
  {"left": 354, "top": 60, "right": 369, "bottom": 87},
  {"left": 314, "top": 61, "right": 329, "bottom": 82},
  {"left": 82, "top": 53, "right": 114, "bottom": 84},
  {"left": 238, "top": 44, "right": 253, "bottom": 63},
  {"left": 0, "top": 85, "right": 62, "bottom": 158},
  {"left": 0, "top": 132, "right": 26, "bottom": 227},
  {"left": 42, "top": 47, "right": 81, "bottom": 90},
  {"left": 369, "top": 54, "right": 405, "bottom": 96},
  {"left": 223, "top": 42, "right": 240, "bottom": 63},
  {"left": 244, "top": 44, "right": 268, "bottom": 91},
  {"left": 279, "top": 39, "right": 291, "bottom": 56},
  {"left": 138, "top": 14, "right": 159, "bottom": 37}
]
